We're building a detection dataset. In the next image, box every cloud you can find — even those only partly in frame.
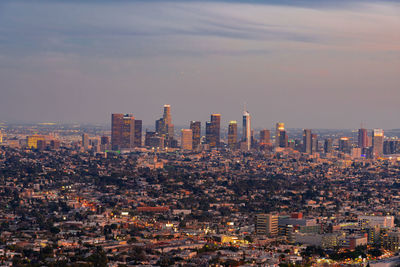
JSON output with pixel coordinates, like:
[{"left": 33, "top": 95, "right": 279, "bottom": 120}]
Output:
[{"left": 0, "top": 0, "right": 398, "bottom": 58}]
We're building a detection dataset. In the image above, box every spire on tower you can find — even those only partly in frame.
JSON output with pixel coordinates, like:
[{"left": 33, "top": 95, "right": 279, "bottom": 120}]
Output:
[{"left": 243, "top": 102, "right": 249, "bottom": 115}]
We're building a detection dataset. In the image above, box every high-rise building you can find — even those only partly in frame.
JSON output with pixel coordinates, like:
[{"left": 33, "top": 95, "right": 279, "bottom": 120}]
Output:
[
  {"left": 159, "top": 105, "right": 174, "bottom": 136},
  {"left": 311, "top": 134, "right": 318, "bottom": 152},
  {"left": 242, "top": 110, "right": 251, "bottom": 151},
  {"left": 251, "top": 129, "right": 256, "bottom": 149},
  {"left": 100, "top": 136, "right": 110, "bottom": 151},
  {"left": 27, "top": 135, "right": 46, "bottom": 149},
  {"left": 339, "top": 137, "right": 351, "bottom": 154},
  {"left": 278, "top": 130, "right": 288, "bottom": 148},
  {"left": 163, "top": 104, "right": 174, "bottom": 138},
  {"left": 0, "top": 130, "right": 2, "bottom": 144},
  {"left": 294, "top": 139, "right": 302, "bottom": 151},
  {"left": 351, "top": 147, "right": 362, "bottom": 158},
  {"left": 50, "top": 140, "right": 60, "bottom": 150},
  {"left": 163, "top": 105, "right": 171, "bottom": 123},
  {"left": 324, "top": 138, "right": 333, "bottom": 153},
  {"left": 275, "top": 123, "right": 285, "bottom": 147},
  {"left": 259, "top": 129, "right": 270, "bottom": 145},
  {"left": 111, "top": 114, "right": 135, "bottom": 151},
  {"left": 155, "top": 105, "right": 174, "bottom": 143},
  {"left": 211, "top": 114, "right": 221, "bottom": 148},
  {"left": 82, "top": 133, "right": 89, "bottom": 151},
  {"left": 384, "top": 140, "right": 391, "bottom": 155},
  {"left": 358, "top": 128, "right": 368, "bottom": 148},
  {"left": 101, "top": 136, "right": 110, "bottom": 145},
  {"left": 303, "top": 129, "right": 312, "bottom": 154},
  {"left": 372, "top": 129, "right": 384, "bottom": 157},
  {"left": 121, "top": 115, "right": 135, "bottom": 150},
  {"left": 181, "top": 129, "right": 193, "bottom": 150},
  {"left": 190, "top": 121, "right": 201, "bottom": 150},
  {"left": 390, "top": 140, "right": 400, "bottom": 154},
  {"left": 228, "top": 121, "right": 238, "bottom": 150},
  {"left": 111, "top": 114, "right": 123, "bottom": 150},
  {"left": 37, "top": 139, "right": 48, "bottom": 151},
  {"left": 148, "top": 136, "right": 165, "bottom": 149},
  {"left": 266, "top": 214, "right": 279, "bottom": 236},
  {"left": 205, "top": 121, "right": 212, "bottom": 148},
  {"left": 145, "top": 131, "right": 157, "bottom": 147},
  {"left": 384, "top": 140, "right": 400, "bottom": 155},
  {"left": 255, "top": 214, "right": 268, "bottom": 235},
  {"left": 255, "top": 213, "right": 278, "bottom": 236},
  {"left": 134, "top": 120, "right": 142, "bottom": 147},
  {"left": 155, "top": 118, "right": 163, "bottom": 134},
  {"left": 206, "top": 114, "right": 221, "bottom": 148}
]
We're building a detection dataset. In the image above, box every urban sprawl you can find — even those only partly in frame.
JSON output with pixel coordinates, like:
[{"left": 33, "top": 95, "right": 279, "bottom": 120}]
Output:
[{"left": 1, "top": 105, "right": 400, "bottom": 266}]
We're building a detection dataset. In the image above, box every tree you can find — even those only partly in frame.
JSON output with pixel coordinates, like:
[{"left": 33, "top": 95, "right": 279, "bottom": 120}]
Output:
[{"left": 87, "top": 246, "right": 108, "bottom": 267}]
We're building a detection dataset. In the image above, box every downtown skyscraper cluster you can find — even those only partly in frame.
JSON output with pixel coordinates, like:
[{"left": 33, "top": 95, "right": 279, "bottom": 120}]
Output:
[
  {"left": 111, "top": 104, "right": 395, "bottom": 159},
  {"left": 111, "top": 105, "right": 258, "bottom": 152},
  {"left": 111, "top": 114, "right": 142, "bottom": 151}
]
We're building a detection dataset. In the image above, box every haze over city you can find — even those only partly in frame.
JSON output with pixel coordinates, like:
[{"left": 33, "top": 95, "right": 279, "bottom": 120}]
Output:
[
  {"left": 3, "top": 1, "right": 400, "bottom": 266},
  {"left": 0, "top": 0, "right": 399, "bottom": 128}
]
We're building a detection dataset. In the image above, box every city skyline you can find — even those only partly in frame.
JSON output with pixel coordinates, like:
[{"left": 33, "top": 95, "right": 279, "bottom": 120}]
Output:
[
  {"left": 1, "top": 102, "right": 400, "bottom": 131},
  {"left": 101, "top": 104, "right": 395, "bottom": 158},
  {"left": 0, "top": 0, "right": 399, "bottom": 128},
  {"left": 1, "top": 1, "right": 400, "bottom": 263}
]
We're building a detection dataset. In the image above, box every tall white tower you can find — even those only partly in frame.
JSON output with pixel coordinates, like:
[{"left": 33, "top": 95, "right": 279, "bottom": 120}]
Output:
[{"left": 242, "top": 106, "right": 251, "bottom": 151}]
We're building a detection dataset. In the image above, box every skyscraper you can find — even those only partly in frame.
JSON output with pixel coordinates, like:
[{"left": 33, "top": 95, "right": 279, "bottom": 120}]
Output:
[
  {"left": 181, "top": 129, "right": 193, "bottom": 150},
  {"left": 27, "top": 135, "right": 46, "bottom": 149},
  {"left": 82, "top": 133, "right": 89, "bottom": 151},
  {"left": 311, "top": 134, "right": 318, "bottom": 152},
  {"left": 121, "top": 115, "right": 135, "bottom": 151},
  {"left": 190, "top": 121, "right": 201, "bottom": 150},
  {"left": 259, "top": 129, "right": 270, "bottom": 145},
  {"left": 294, "top": 139, "right": 302, "bottom": 151},
  {"left": 324, "top": 138, "right": 333, "bottom": 153},
  {"left": 145, "top": 131, "right": 157, "bottom": 147},
  {"left": 101, "top": 136, "right": 110, "bottom": 151},
  {"left": 303, "top": 129, "right": 312, "bottom": 154},
  {"left": 372, "top": 129, "right": 384, "bottom": 157},
  {"left": 155, "top": 118, "right": 163, "bottom": 134},
  {"left": 339, "top": 137, "right": 351, "bottom": 154},
  {"left": 206, "top": 114, "right": 220, "bottom": 148},
  {"left": 228, "top": 121, "right": 238, "bottom": 150},
  {"left": 205, "top": 121, "right": 212, "bottom": 148},
  {"left": 134, "top": 120, "right": 142, "bottom": 147},
  {"left": 111, "top": 114, "right": 135, "bottom": 151},
  {"left": 358, "top": 128, "right": 368, "bottom": 148},
  {"left": 37, "top": 139, "right": 47, "bottom": 151},
  {"left": 278, "top": 130, "right": 288, "bottom": 148},
  {"left": 156, "top": 104, "right": 174, "bottom": 140},
  {"left": 163, "top": 104, "right": 174, "bottom": 138},
  {"left": 50, "top": 140, "right": 60, "bottom": 150},
  {"left": 0, "top": 130, "right": 2, "bottom": 144},
  {"left": 111, "top": 114, "right": 123, "bottom": 150},
  {"left": 101, "top": 136, "right": 110, "bottom": 145},
  {"left": 383, "top": 140, "right": 400, "bottom": 155},
  {"left": 211, "top": 114, "right": 221, "bottom": 147},
  {"left": 275, "top": 123, "right": 285, "bottom": 147},
  {"left": 242, "top": 110, "right": 251, "bottom": 151}
]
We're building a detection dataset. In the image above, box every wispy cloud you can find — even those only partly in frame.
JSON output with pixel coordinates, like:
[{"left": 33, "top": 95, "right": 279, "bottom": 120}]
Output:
[{"left": 0, "top": 0, "right": 398, "bottom": 58}]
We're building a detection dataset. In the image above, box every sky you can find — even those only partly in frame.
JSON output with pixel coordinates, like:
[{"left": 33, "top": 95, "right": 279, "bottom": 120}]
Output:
[{"left": 0, "top": 0, "right": 399, "bottom": 129}]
